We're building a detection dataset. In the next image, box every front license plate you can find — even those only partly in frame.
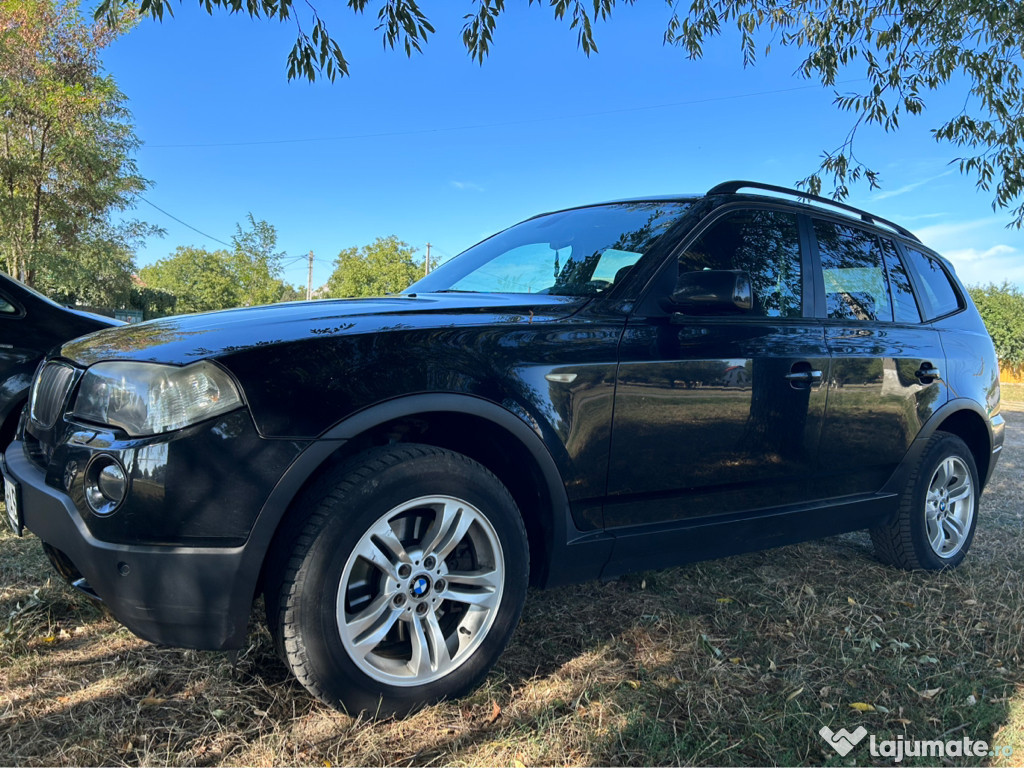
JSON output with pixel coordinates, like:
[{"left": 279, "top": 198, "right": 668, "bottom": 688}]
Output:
[{"left": 4, "top": 473, "right": 22, "bottom": 536}]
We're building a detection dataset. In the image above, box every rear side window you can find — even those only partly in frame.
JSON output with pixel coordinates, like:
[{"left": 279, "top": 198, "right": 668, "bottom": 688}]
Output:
[
  {"left": 680, "top": 209, "right": 802, "bottom": 317},
  {"left": 814, "top": 220, "right": 892, "bottom": 322},
  {"left": 901, "top": 246, "right": 962, "bottom": 320},
  {"left": 880, "top": 239, "right": 921, "bottom": 324},
  {"left": 0, "top": 294, "right": 17, "bottom": 315}
]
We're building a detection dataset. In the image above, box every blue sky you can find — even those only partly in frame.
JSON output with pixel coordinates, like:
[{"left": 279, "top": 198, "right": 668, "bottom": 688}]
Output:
[{"left": 98, "top": 2, "right": 1024, "bottom": 291}]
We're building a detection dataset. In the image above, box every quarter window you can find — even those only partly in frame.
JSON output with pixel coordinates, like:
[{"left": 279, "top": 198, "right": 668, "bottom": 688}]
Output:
[
  {"left": 901, "top": 246, "right": 962, "bottom": 320},
  {"left": 880, "top": 239, "right": 921, "bottom": 324},
  {"left": 814, "top": 220, "right": 892, "bottom": 322},
  {"left": 679, "top": 209, "right": 802, "bottom": 318}
]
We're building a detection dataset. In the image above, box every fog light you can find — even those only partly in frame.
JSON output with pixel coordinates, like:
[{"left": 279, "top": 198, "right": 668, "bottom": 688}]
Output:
[
  {"left": 98, "top": 464, "right": 127, "bottom": 502},
  {"left": 84, "top": 457, "right": 128, "bottom": 516}
]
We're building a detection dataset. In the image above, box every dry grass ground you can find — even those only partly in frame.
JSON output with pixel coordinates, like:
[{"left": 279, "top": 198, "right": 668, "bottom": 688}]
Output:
[{"left": 2, "top": 410, "right": 1023, "bottom": 766}]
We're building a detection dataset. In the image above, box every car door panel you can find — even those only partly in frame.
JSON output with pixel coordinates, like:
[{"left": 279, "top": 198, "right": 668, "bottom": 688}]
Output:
[
  {"left": 605, "top": 206, "right": 831, "bottom": 529},
  {"left": 812, "top": 222, "right": 948, "bottom": 497},
  {"left": 818, "top": 324, "right": 947, "bottom": 496},
  {"left": 606, "top": 320, "right": 829, "bottom": 526}
]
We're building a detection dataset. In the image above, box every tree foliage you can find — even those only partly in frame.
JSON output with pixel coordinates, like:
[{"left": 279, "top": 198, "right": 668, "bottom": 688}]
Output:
[
  {"left": 968, "top": 282, "right": 1024, "bottom": 372},
  {"left": 139, "top": 245, "right": 239, "bottom": 314},
  {"left": 139, "top": 215, "right": 292, "bottom": 313},
  {"left": 98, "top": 0, "right": 1024, "bottom": 225},
  {"left": 231, "top": 213, "right": 286, "bottom": 306},
  {"left": 1, "top": 0, "right": 156, "bottom": 307},
  {"left": 325, "top": 235, "right": 422, "bottom": 298}
]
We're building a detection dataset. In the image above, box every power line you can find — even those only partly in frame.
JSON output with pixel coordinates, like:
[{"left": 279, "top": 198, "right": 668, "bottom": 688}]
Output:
[
  {"left": 138, "top": 195, "right": 232, "bottom": 247},
  {"left": 146, "top": 79, "right": 866, "bottom": 150}
]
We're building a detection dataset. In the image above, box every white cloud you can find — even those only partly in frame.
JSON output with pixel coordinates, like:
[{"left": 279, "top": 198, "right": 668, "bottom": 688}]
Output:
[
  {"left": 451, "top": 180, "right": 484, "bottom": 192},
  {"left": 913, "top": 218, "right": 994, "bottom": 249},
  {"left": 871, "top": 170, "right": 955, "bottom": 201},
  {"left": 889, "top": 212, "right": 948, "bottom": 222},
  {"left": 942, "top": 244, "right": 1024, "bottom": 287},
  {"left": 907, "top": 217, "right": 1024, "bottom": 288},
  {"left": 944, "top": 244, "right": 1015, "bottom": 263}
]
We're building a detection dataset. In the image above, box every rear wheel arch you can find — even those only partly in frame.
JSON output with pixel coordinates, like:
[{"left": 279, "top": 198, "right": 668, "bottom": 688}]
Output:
[{"left": 929, "top": 403, "right": 993, "bottom": 489}]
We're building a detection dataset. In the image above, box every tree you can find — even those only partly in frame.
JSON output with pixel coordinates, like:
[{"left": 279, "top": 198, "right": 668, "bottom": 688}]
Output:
[
  {"left": 98, "top": 0, "right": 1024, "bottom": 226},
  {"left": 138, "top": 215, "right": 294, "bottom": 314},
  {"left": 968, "top": 282, "right": 1024, "bottom": 373},
  {"left": 325, "top": 236, "right": 422, "bottom": 298},
  {"left": 44, "top": 219, "right": 154, "bottom": 309},
  {"left": 278, "top": 283, "right": 306, "bottom": 302},
  {"left": 1, "top": 0, "right": 155, "bottom": 303},
  {"left": 139, "top": 245, "right": 239, "bottom": 314},
  {"left": 231, "top": 214, "right": 287, "bottom": 307}
]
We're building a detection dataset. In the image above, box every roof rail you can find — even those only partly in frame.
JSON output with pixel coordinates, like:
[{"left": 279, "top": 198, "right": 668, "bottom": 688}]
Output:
[{"left": 706, "top": 180, "right": 921, "bottom": 243}]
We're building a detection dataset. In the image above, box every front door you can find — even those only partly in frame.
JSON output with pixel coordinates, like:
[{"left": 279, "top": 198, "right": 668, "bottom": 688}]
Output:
[{"left": 605, "top": 207, "right": 830, "bottom": 529}]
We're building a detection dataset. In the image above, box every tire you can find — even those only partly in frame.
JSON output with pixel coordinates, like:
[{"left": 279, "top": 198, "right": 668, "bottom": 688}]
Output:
[
  {"left": 266, "top": 444, "right": 529, "bottom": 717},
  {"left": 870, "top": 431, "right": 980, "bottom": 571}
]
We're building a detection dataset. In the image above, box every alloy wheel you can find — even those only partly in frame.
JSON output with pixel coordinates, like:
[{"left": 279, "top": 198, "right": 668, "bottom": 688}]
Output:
[
  {"left": 924, "top": 456, "right": 975, "bottom": 559},
  {"left": 336, "top": 495, "right": 505, "bottom": 686}
]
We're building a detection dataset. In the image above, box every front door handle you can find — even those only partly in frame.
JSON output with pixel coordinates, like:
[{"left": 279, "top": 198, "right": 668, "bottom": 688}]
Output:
[
  {"left": 784, "top": 369, "right": 822, "bottom": 385},
  {"left": 916, "top": 364, "right": 941, "bottom": 383}
]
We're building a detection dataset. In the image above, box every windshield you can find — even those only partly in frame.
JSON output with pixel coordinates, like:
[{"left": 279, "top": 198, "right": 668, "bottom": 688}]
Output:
[{"left": 408, "top": 201, "right": 692, "bottom": 297}]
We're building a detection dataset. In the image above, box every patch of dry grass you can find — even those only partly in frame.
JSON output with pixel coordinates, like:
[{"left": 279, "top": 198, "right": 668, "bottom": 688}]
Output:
[{"left": 2, "top": 414, "right": 1023, "bottom": 766}]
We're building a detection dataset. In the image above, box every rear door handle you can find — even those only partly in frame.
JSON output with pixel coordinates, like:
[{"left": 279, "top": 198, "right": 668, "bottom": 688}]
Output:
[{"left": 916, "top": 364, "right": 941, "bottom": 382}]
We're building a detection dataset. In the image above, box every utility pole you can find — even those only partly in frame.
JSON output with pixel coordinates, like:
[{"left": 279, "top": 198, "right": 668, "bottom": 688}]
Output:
[
  {"left": 425, "top": 242, "right": 431, "bottom": 275},
  {"left": 306, "top": 250, "right": 314, "bottom": 300}
]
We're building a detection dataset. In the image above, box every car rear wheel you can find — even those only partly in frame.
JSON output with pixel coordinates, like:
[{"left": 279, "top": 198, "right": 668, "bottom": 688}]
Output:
[
  {"left": 266, "top": 444, "right": 529, "bottom": 716},
  {"left": 870, "top": 431, "right": 979, "bottom": 570}
]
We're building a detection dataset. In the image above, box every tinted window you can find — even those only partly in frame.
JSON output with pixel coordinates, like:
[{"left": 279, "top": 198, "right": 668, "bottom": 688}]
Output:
[
  {"left": 0, "top": 295, "right": 16, "bottom": 314},
  {"left": 902, "top": 246, "right": 962, "bottom": 320},
  {"left": 814, "top": 220, "right": 891, "bottom": 322},
  {"left": 880, "top": 239, "right": 921, "bottom": 324},
  {"left": 680, "top": 209, "right": 802, "bottom": 317}
]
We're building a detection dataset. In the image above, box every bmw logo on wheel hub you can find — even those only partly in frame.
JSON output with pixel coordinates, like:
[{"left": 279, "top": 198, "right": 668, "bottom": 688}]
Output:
[{"left": 411, "top": 575, "right": 431, "bottom": 598}]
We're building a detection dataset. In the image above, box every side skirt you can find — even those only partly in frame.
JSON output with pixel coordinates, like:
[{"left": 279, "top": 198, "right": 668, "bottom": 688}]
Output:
[{"left": 597, "top": 493, "right": 897, "bottom": 580}]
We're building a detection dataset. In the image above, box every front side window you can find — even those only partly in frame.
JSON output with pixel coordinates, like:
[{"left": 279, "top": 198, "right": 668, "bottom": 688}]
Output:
[
  {"left": 814, "top": 220, "right": 892, "bottom": 322},
  {"left": 901, "top": 246, "right": 962, "bottom": 320},
  {"left": 409, "top": 202, "right": 692, "bottom": 297},
  {"left": 679, "top": 208, "right": 802, "bottom": 318}
]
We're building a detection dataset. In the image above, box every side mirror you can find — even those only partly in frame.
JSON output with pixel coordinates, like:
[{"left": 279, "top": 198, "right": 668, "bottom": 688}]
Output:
[{"left": 669, "top": 269, "right": 753, "bottom": 315}]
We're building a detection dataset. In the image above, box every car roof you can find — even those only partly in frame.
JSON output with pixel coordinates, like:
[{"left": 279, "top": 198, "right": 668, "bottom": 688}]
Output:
[{"left": 539, "top": 181, "right": 921, "bottom": 245}]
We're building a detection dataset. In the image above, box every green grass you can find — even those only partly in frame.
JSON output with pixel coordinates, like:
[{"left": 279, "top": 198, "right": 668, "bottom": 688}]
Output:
[
  {"left": 1002, "top": 382, "right": 1024, "bottom": 403},
  {"left": 1, "top": 414, "right": 1023, "bottom": 766}
]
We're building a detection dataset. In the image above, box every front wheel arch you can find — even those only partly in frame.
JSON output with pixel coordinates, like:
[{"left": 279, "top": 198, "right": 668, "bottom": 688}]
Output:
[{"left": 230, "top": 394, "right": 580, "bottom": 654}]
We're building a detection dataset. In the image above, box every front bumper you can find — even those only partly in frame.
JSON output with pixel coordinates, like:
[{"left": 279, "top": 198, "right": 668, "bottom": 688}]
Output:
[{"left": 4, "top": 444, "right": 251, "bottom": 649}]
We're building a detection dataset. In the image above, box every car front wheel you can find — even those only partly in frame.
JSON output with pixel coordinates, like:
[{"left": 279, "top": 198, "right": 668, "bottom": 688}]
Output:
[{"left": 267, "top": 444, "right": 529, "bottom": 716}]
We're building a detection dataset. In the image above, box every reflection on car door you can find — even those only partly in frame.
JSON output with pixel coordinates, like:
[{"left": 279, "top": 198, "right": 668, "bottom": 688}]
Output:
[
  {"left": 812, "top": 222, "right": 948, "bottom": 496},
  {"left": 605, "top": 207, "right": 830, "bottom": 530}
]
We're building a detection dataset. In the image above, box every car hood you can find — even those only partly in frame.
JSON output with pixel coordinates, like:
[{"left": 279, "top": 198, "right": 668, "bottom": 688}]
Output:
[{"left": 59, "top": 293, "right": 586, "bottom": 366}]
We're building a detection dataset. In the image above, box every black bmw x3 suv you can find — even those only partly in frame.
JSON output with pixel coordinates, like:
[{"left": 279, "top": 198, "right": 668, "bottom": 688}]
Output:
[{"left": 2, "top": 181, "right": 1004, "bottom": 715}]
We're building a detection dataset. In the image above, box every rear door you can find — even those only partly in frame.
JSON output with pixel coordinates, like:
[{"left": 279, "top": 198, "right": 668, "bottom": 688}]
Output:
[{"left": 812, "top": 219, "right": 948, "bottom": 496}]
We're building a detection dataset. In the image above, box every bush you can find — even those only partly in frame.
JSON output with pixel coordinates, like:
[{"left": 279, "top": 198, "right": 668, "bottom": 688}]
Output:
[{"left": 968, "top": 282, "right": 1024, "bottom": 373}]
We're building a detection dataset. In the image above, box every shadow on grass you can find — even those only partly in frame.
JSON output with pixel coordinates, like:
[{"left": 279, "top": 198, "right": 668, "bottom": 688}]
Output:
[{"left": 1, "top": 413, "right": 1022, "bottom": 766}]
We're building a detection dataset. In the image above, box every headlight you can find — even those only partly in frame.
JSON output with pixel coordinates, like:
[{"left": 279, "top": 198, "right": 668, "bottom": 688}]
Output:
[{"left": 72, "top": 361, "right": 243, "bottom": 437}]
